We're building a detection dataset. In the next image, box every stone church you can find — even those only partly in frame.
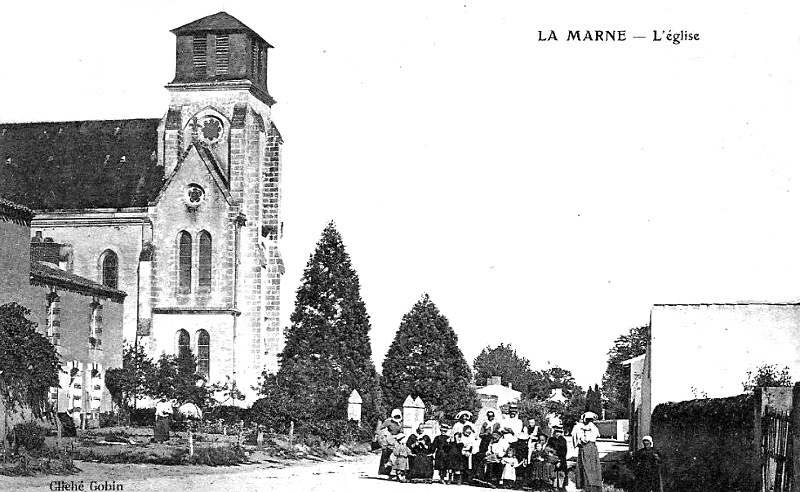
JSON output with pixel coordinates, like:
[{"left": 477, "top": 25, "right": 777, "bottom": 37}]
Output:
[{"left": 0, "top": 12, "right": 284, "bottom": 401}]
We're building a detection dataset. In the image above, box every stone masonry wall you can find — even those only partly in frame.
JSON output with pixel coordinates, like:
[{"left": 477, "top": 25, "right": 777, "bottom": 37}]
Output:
[{"left": 31, "top": 219, "right": 145, "bottom": 344}]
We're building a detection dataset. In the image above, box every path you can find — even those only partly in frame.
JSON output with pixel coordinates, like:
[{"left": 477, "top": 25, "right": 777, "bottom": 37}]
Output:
[{"left": 1, "top": 440, "right": 630, "bottom": 492}]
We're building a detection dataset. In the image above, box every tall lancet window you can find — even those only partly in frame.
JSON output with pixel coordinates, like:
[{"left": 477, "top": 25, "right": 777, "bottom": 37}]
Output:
[
  {"left": 198, "top": 231, "right": 212, "bottom": 292},
  {"left": 101, "top": 250, "right": 118, "bottom": 289},
  {"left": 197, "top": 329, "right": 210, "bottom": 378},
  {"left": 177, "top": 329, "right": 190, "bottom": 359},
  {"left": 178, "top": 231, "right": 192, "bottom": 294}
]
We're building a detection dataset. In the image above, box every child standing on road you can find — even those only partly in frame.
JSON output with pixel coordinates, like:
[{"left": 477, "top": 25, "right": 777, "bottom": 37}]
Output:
[
  {"left": 500, "top": 447, "right": 520, "bottom": 488},
  {"left": 392, "top": 434, "right": 412, "bottom": 482}
]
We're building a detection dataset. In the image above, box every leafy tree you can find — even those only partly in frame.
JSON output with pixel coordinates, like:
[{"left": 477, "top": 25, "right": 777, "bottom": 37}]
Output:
[
  {"left": 473, "top": 343, "right": 535, "bottom": 396},
  {"left": 0, "top": 303, "right": 60, "bottom": 418},
  {"left": 150, "top": 351, "right": 207, "bottom": 405},
  {"left": 743, "top": 364, "right": 793, "bottom": 392},
  {"left": 529, "top": 366, "right": 580, "bottom": 400},
  {"left": 105, "top": 343, "right": 156, "bottom": 418},
  {"left": 601, "top": 325, "right": 649, "bottom": 419},
  {"left": 561, "top": 384, "right": 586, "bottom": 432},
  {"left": 381, "top": 294, "right": 480, "bottom": 418},
  {"left": 254, "top": 357, "right": 348, "bottom": 431},
  {"left": 275, "top": 222, "right": 381, "bottom": 423}
]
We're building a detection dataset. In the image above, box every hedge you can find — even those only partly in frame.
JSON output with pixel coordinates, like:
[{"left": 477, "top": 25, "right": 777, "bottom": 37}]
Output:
[{"left": 651, "top": 394, "right": 757, "bottom": 492}]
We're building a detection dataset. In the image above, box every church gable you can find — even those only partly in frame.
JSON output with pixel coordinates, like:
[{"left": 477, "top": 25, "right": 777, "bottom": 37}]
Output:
[{"left": 155, "top": 143, "right": 231, "bottom": 208}]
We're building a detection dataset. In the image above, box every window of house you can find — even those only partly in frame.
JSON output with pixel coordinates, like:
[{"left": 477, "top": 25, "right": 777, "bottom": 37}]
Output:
[
  {"left": 177, "top": 329, "right": 190, "bottom": 359},
  {"left": 197, "top": 329, "right": 210, "bottom": 378},
  {"left": 101, "top": 250, "right": 118, "bottom": 289},
  {"left": 198, "top": 231, "right": 212, "bottom": 292},
  {"left": 46, "top": 290, "right": 60, "bottom": 346},
  {"left": 215, "top": 35, "right": 230, "bottom": 75},
  {"left": 193, "top": 35, "right": 207, "bottom": 77},
  {"left": 90, "top": 300, "right": 103, "bottom": 349},
  {"left": 179, "top": 231, "right": 192, "bottom": 294}
]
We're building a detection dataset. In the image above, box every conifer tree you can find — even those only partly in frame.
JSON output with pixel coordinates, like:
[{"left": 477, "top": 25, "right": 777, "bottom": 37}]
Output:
[
  {"left": 381, "top": 294, "right": 480, "bottom": 419},
  {"left": 278, "top": 222, "right": 381, "bottom": 422},
  {"left": 585, "top": 384, "right": 603, "bottom": 417}
]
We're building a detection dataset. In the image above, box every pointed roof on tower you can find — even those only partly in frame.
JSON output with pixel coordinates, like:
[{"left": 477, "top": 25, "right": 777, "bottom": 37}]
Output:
[{"left": 171, "top": 11, "right": 273, "bottom": 47}]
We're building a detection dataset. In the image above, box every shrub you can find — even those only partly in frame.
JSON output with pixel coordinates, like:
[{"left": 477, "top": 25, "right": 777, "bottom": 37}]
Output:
[
  {"left": 129, "top": 408, "right": 156, "bottom": 427},
  {"left": 297, "top": 419, "right": 370, "bottom": 446},
  {"left": 7, "top": 422, "right": 48, "bottom": 455},
  {"left": 601, "top": 451, "right": 635, "bottom": 491},
  {"left": 204, "top": 405, "right": 250, "bottom": 425},
  {"left": 0, "top": 448, "right": 78, "bottom": 476},
  {"left": 186, "top": 445, "right": 247, "bottom": 466}
]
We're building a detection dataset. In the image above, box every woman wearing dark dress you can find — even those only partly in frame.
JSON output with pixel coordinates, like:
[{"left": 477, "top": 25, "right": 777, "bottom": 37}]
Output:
[
  {"left": 406, "top": 424, "right": 434, "bottom": 481},
  {"left": 431, "top": 424, "right": 452, "bottom": 483},
  {"left": 633, "top": 436, "right": 663, "bottom": 492},
  {"left": 446, "top": 431, "right": 466, "bottom": 484}
]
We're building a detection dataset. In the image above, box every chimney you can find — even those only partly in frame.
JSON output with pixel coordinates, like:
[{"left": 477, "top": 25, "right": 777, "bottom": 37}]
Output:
[
  {"left": 488, "top": 376, "right": 502, "bottom": 386},
  {"left": 507, "top": 382, "right": 513, "bottom": 390},
  {"left": 31, "top": 236, "right": 62, "bottom": 267}
]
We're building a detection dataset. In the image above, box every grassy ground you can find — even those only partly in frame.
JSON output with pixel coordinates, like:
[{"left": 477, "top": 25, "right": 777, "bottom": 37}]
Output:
[{"left": 2, "top": 425, "right": 372, "bottom": 476}]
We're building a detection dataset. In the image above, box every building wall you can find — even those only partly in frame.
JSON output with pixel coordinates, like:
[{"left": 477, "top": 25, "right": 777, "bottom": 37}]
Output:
[
  {"left": 642, "top": 303, "right": 800, "bottom": 436},
  {"left": 31, "top": 212, "right": 147, "bottom": 343},
  {"left": 0, "top": 218, "right": 32, "bottom": 305},
  {"left": 151, "top": 312, "right": 235, "bottom": 385},
  {"left": 27, "top": 284, "right": 124, "bottom": 415},
  {"left": 154, "top": 86, "right": 282, "bottom": 399}
]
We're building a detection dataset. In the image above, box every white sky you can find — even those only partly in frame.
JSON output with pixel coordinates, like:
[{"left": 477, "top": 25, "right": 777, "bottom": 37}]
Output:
[{"left": 2, "top": 1, "right": 799, "bottom": 389}]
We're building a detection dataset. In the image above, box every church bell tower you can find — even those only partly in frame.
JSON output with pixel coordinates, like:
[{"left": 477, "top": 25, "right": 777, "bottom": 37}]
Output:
[{"left": 149, "top": 11, "right": 284, "bottom": 399}]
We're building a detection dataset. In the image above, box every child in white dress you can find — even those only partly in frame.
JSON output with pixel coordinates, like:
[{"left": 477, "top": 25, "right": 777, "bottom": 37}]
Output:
[{"left": 500, "top": 447, "right": 520, "bottom": 488}]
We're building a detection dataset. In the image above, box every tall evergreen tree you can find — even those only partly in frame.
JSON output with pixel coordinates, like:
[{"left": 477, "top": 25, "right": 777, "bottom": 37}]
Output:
[
  {"left": 585, "top": 384, "right": 603, "bottom": 417},
  {"left": 278, "top": 222, "right": 381, "bottom": 422},
  {"left": 381, "top": 294, "right": 480, "bottom": 419},
  {"left": 601, "top": 325, "right": 649, "bottom": 419}
]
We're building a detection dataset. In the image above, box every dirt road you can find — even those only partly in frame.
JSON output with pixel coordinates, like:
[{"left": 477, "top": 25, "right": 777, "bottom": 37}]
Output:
[
  {"left": 3, "top": 445, "right": 629, "bottom": 492},
  {"left": 2, "top": 453, "right": 400, "bottom": 492}
]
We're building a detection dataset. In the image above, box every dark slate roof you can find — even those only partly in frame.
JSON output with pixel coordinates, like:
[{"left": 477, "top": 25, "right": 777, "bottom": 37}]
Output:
[
  {"left": 0, "top": 119, "right": 164, "bottom": 211},
  {"left": 0, "top": 196, "right": 34, "bottom": 225},
  {"left": 171, "top": 11, "right": 273, "bottom": 47},
  {"left": 30, "top": 260, "right": 126, "bottom": 301}
]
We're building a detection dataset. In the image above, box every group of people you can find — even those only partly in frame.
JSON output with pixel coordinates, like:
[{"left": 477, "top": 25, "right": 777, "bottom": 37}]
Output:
[{"left": 377, "top": 404, "right": 588, "bottom": 490}]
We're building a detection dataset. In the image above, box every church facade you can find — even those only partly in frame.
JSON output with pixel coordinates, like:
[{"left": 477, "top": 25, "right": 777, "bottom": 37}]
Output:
[{"left": 0, "top": 12, "right": 285, "bottom": 401}]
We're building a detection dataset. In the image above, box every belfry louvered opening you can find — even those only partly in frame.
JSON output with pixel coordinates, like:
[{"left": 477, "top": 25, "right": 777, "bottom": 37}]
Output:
[
  {"left": 215, "top": 35, "right": 230, "bottom": 75},
  {"left": 193, "top": 35, "right": 207, "bottom": 76}
]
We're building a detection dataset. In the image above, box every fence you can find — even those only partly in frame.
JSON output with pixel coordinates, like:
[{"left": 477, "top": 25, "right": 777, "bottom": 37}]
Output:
[{"left": 762, "top": 407, "right": 792, "bottom": 492}]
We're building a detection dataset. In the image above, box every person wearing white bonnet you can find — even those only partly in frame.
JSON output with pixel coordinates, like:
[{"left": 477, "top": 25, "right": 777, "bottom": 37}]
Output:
[
  {"left": 452, "top": 410, "right": 473, "bottom": 436},
  {"left": 633, "top": 435, "right": 663, "bottom": 492},
  {"left": 572, "top": 412, "right": 602, "bottom": 491},
  {"left": 378, "top": 409, "right": 404, "bottom": 477}
]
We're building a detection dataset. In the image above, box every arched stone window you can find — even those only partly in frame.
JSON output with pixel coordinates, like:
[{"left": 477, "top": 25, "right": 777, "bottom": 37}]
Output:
[
  {"left": 197, "top": 329, "right": 210, "bottom": 378},
  {"left": 177, "top": 329, "right": 190, "bottom": 358},
  {"left": 101, "top": 250, "right": 118, "bottom": 289},
  {"left": 178, "top": 231, "right": 192, "bottom": 294},
  {"left": 198, "top": 231, "right": 212, "bottom": 292}
]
